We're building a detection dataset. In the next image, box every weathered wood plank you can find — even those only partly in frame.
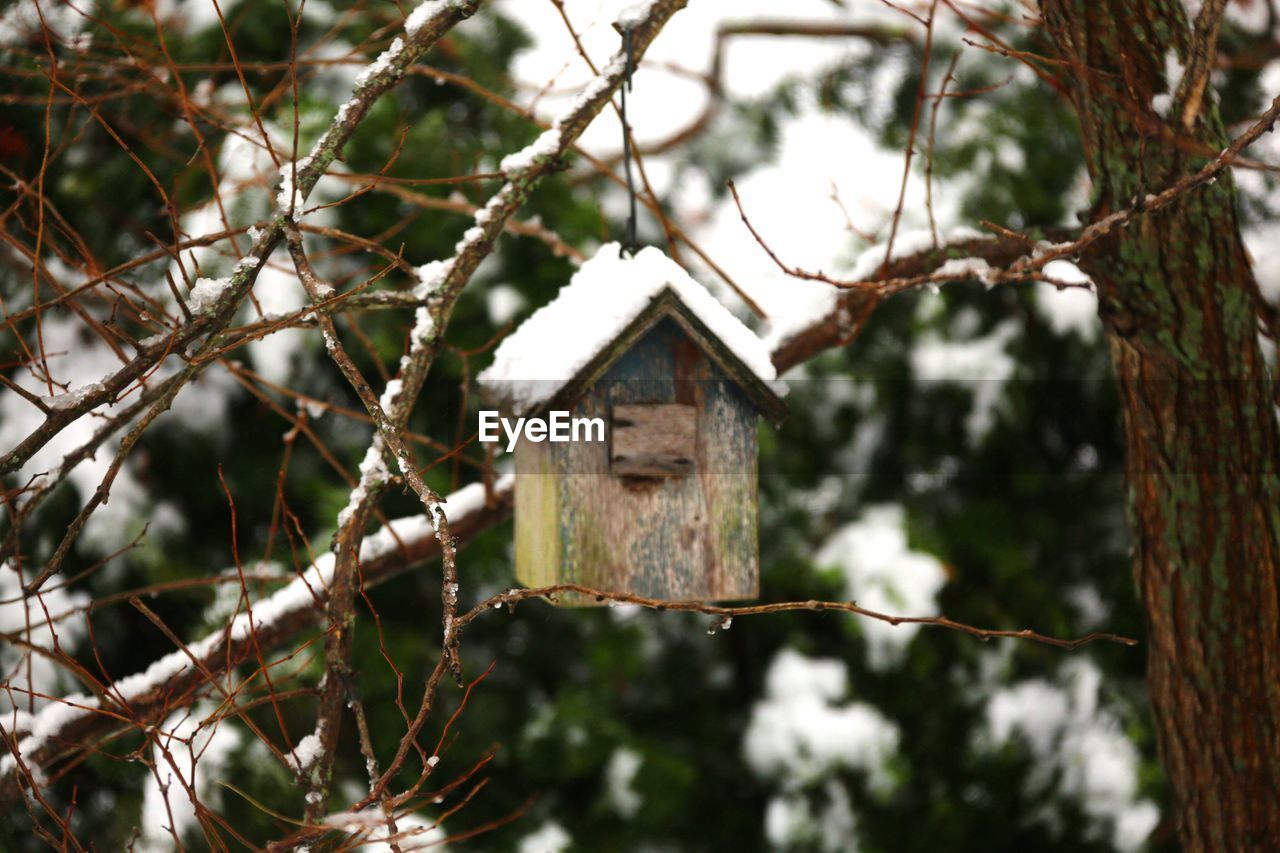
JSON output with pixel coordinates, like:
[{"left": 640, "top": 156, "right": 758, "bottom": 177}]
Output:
[
  {"left": 611, "top": 403, "right": 697, "bottom": 477},
  {"left": 514, "top": 436, "right": 560, "bottom": 589}
]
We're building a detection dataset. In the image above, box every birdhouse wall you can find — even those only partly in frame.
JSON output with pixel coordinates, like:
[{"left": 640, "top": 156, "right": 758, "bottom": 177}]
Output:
[{"left": 513, "top": 317, "right": 760, "bottom": 604}]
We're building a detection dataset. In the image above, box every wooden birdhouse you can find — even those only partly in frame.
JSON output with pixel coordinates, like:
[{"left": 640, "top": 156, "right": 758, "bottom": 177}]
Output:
[{"left": 478, "top": 244, "right": 786, "bottom": 604}]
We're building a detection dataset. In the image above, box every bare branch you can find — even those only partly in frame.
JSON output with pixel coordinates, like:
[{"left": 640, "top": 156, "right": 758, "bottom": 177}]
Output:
[
  {"left": 458, "top": 585, "right": 1138, "bottom": 651},
  {"left": 759, "top": 85, "right": 1280, "bottom": 371},
  {"left": 0, "top": 478, "right": 515, "bottom": 807},
  {"left": 0, "top": 0, "right": 485, "bottom": 478}
]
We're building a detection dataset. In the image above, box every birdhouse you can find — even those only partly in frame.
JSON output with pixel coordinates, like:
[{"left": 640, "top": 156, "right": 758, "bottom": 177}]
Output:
[{"left": 478, "top": 244, "right": 786, "bottom": 604}]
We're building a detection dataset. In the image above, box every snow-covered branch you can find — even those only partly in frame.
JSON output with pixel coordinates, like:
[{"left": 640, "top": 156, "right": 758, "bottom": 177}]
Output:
[
  {"left": 767, "top": 228, "right": 1077, "bottom": 372},
  {"left": 0, "top": 477, "right": 514, "bottom": 804},
  {"left": 762, "top": 82, "right": 1280, "bottom": 372}
]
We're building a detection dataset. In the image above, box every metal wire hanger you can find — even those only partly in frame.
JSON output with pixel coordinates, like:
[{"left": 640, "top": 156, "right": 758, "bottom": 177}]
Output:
[{"left": 620, "top": 24, "right": 640, "bottom": 256}]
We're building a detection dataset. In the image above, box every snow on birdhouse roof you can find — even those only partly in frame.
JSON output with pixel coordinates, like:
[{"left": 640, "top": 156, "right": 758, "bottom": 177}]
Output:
[{"left": 478, "top": 243, "right": 781, "bottom": 416}]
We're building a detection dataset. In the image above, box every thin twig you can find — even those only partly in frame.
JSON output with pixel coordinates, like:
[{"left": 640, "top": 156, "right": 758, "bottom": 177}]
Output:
[{"left": 458, "top": 585, "right": 1138, "bottom": 650}]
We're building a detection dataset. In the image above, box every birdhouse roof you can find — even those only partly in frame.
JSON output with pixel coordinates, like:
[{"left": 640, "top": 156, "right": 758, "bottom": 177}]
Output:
[{"left": 478, "top": 243, "right": 786, "bottom": 423}]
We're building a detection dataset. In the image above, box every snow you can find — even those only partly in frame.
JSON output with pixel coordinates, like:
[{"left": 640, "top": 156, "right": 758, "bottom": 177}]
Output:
[
  {"left": 340, "top": 812, "right": 448, "bottom": 851},
  {"left": 152, "top": 0, "right": 227, "bottom": 33},
  {"left": 0, "top": 566, "right": 89, "bottom": 719},
  {"left": 499, "top": 0, "right": 998, "bottom": 349},
  {"left": 490, "top": 2, "right": 973, "bottom": 353},
  {"left": 743, "top": 649, "right": 900, "bottom": 791},
  {"left": 910, "top": 315, "right": 1019, "bottom": 441},
  {"left": 1226, "top": 0, "right": 1273, "bottom": 34},
  {"left": 411, "top": 305, "right": 436, "bottom": 345},
  {"left": 498, "top": 52, "right": 626, "bottom": 177},
  {"left": 39, "top": 381, "right": 105, "bottom": 412},
  {"left": 849, "top": 228, "right": 986, "bottom": 281},
  {"left": 138, "top": 705, "right": 242, "bottom": 852},
  {"left": 764, "top": 795, "right": 812, "bottom": 845},
  {"left": 1245, "top": 219, "right": 1280, "bottom": 305},
  {"left": 500, "top": 127, "right": 565, "bottom": 174},
  {"left": 405, "top": 0, "right": 467, "bottom": 38},
  {"left": 616, "top": 1, "right": 656, "bottom": 29},
  {"left": 980, "top": 659, "right": 1160, "bottom": 851},
  {"left": 1240, "top": 61, "right": 1280, "bottom": 302},
  {"left": 378, "top": 378, "right": 404, "bottom": 411},
  {"left": 416, "top": 259, "right": 451, "bottom": 295},
  {"left": 605, "top": 747, "right": 643, "bottom": 817},
  {"left": 1153, "top": 49, "right": 1184, "bottom": 118},
  {"left": 2, "top": 4, "right": 1183, "bottom": 841},
  {"left": 153, "top": 130, "right": 252, "bottom": 309},
  {"left": 163, "top": 117, "right": 344, "bottom": 376},
  {"left": 288, "top": 732, "right": 324, "bottom": 773},
  {"left": 0, "top": 476, "right": 513, "bottom": 779},
  {"left": 498, "top": 0, "right": 931, "bottom": 152},
  {"left": 336, "top": 486, "right": 368, "bottom": 531},
  {"left": 813, "top": 506, "right": 947, "bottom": 669},
  {"left": 358, "top": 444, "right": 392, "bottom": 484},
  {"left": 478, "top": 242, "right": 777, "bottom": 413},
  {"left": 404, "top": 4, "right": 434, "bottom": 37},
  {"left": 765, "top": 781, "right": 857, "bottom": 852},
  {"left": 277, "top": 154, "right": 316, "bottom": 214},
  {"left": 745, "top": 653, "right": 895, "bottom": 850},
  {"left": 1042, "top": 258, "right": 1091, "bottom": 287},
  {"left": 1067, "top": 585, "right": 1111, "bottom": 630},
  {"left": 486, "top": 284, "right": 527, "bottom": 324},
  {"left": 0, "top": 0, "right": 89, "bottom": 48},
  {"left": 986, "top": 680, "right": 1072, "bottom": 757},
  {"left": 249, "top": 252, "right": 311, "bottom": 385},
  {"left": 517, "top": 821, "right": 571, "bottom": 853},
  {"left": 727, "top": 123, "right": 968, "bottom": 350},
  {"left": 355, "top": 37, "right": 405, "bottom": 90},
  {"left": 1034, "top": 261, "right": 1099, "bottom": 342},
  {"left": 0, "top": 314, "right": 187, "bottom": 555},
  {"left": 336, "top": 444, "right": 394, "bottom": 530},
  {"left": 935, "top": 256, "right": 996, "bottom": 288},
  {"left": 402, "top": 256, "right": 463, "bottom": 354},
  {"left": 187, "top": 276, "right": 232, "bottom": 314}
]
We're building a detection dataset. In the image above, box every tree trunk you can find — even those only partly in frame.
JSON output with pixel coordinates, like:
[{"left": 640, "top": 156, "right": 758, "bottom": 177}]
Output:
[{"left": 1041, "top": 1, "right": 1280, "bottom": 847}]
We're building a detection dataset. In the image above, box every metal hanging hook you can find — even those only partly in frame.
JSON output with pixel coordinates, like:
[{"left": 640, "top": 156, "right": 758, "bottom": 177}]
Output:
[{"left": 620, "top": 25, "right": 639, "bottom": 256}]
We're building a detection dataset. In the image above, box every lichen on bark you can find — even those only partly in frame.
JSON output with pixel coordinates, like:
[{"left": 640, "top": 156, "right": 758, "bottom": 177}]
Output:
[{"left": 1041, "top": 0, "right": 1280, "bottom": 847}]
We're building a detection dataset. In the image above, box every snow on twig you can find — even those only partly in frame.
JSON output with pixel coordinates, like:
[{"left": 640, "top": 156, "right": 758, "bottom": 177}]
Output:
[{"left": 0, "top": 477, "right": 513, "bottom": 781}]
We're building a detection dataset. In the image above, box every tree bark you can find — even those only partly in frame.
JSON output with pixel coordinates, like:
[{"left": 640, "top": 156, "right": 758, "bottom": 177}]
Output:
[{"left": 1041, "top": 1, "right": 1280, "bottom": 847}]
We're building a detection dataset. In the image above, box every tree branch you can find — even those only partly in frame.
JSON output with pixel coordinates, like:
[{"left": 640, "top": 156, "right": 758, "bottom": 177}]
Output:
[
  {"left": 764, "top": 84, "right": 1280, "bottom": 371},
  {"left": 0, "top": 0, "right": 485, "bottom": 478},
  {"left": 458, "top": 585, "right": 1138, "bottom": 650},
  {"left": 0, "top": 478, "right": 515, "bottom": 807}
]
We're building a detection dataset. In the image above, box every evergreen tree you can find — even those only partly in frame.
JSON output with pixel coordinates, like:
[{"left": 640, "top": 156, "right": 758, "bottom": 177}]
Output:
[{"left": 2, "top": 0, "right": 1276, "bottom": 849}]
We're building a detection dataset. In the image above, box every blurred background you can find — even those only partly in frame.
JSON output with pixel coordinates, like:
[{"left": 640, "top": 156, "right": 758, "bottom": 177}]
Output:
[{"left": 5, "top": 0, "right": 1278, "bottom": 848}]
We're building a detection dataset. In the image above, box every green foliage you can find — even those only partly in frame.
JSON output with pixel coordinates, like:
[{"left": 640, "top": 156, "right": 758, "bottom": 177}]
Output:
[{"left": 17, "top": 2, "right": 1273, "bottom": 850}]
